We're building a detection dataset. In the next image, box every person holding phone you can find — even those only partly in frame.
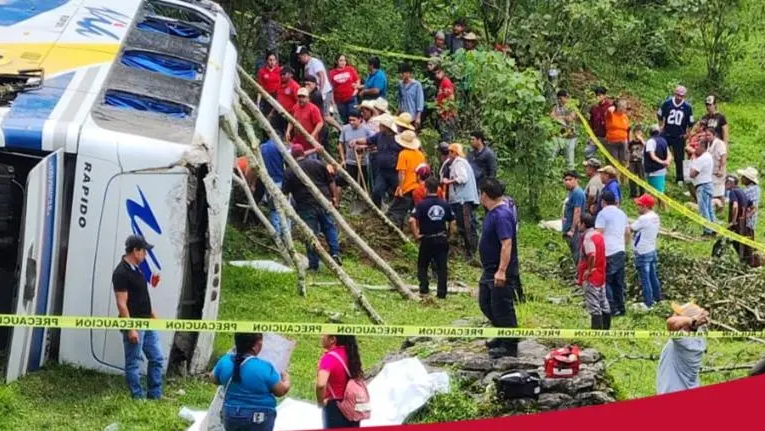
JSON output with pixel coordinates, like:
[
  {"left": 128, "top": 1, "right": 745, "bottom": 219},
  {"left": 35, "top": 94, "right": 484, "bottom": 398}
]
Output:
[{"left": 112, "top": 235, "right": 163, "bottom": 399}]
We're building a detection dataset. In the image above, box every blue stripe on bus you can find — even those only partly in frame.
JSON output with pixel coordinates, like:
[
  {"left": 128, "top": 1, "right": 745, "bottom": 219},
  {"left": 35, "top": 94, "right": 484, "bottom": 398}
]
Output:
[
  {"left": 28, "top": 152, "right": 58, "bottom": 372},
  {"left": 1, "top": 72, "right": 75, "bottom": 150},
  {"left": 0, "top": 0, "right": 69, "bottom": 26}
]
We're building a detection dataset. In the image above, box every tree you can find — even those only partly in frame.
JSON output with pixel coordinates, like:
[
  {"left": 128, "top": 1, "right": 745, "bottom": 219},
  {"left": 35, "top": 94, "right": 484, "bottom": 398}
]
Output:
[
  {"left": 670, "top": 0, "right": 750, "bottom": 92},
  {"left": 444, "top": 51, "right": 554, "bottom": 219}
]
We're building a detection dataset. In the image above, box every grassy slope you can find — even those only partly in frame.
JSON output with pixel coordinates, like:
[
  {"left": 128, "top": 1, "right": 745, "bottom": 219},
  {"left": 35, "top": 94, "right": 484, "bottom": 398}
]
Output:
[{"left": 1, "top": 36, "right": 763, "bottom": 431}]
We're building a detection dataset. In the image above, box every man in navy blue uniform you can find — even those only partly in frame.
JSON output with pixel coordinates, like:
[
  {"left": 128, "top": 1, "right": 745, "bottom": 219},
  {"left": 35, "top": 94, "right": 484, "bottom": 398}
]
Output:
[{"left": 657, "top": 85, "right": 694, "bottom": 185}]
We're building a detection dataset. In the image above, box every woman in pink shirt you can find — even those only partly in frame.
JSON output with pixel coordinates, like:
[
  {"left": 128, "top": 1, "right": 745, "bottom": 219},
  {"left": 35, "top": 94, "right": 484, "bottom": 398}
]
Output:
[{"left": 316, "top": 335, "right": 363, "bottom": 428}]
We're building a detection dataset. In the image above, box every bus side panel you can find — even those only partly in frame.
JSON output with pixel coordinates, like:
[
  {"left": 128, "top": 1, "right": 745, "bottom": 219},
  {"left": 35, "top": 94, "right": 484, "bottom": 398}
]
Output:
[
  {"left": 94, "top": 171, "right": 189, "bottom": 372},
  {"left": 59, "top": 155, "right": 121, "bottom": 372}
]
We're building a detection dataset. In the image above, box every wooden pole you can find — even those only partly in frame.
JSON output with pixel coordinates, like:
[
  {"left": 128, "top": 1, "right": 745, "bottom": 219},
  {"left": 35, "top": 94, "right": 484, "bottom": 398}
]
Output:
[
  {"left": 234, "top": 95, "right": 420, "bottom": 302},
  {"left": 222, "top": 118, "right": 386, "bottom": 323},
  {"left": 232, "top": 167, "right": 293, "bottom": 266},
  {"left": 233, "top": 117, "right": 307, "bottom": 295},
  {"left": 236, "top": 68, "right": 411, "bottom": 245}
]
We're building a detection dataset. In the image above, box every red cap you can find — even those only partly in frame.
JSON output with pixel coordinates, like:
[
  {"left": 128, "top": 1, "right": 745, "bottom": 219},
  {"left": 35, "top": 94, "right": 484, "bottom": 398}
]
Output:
[
  {"left": 291, "top": 143, "right": 305, "bottom": 158},
  {"left": 634, "top": 194, "right": 655, "bottom": 208}
]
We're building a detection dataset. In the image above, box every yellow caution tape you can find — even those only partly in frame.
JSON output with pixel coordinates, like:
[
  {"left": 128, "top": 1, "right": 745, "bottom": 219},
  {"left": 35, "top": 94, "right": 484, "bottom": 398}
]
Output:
[
  {"left": 575, "top": 111, "right": 765, "bottom": 253},
  {"left": 0, "top": 314, "right": 761, "bottom": 339}
]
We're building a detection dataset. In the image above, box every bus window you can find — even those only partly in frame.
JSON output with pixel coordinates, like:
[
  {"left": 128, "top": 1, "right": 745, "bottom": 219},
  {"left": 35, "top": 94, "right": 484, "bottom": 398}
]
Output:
[
  {"left": 103, "top": 90, "right": 191, "bottom": 119},
  {"left": 144, "top": 0, "right": 213, "bottom": 29},
  {"left": 137, "top": 17, "right": 210, "bottom": 43},
  {"left": 121, "top": 50, "right": 202, "bottom": 80}
]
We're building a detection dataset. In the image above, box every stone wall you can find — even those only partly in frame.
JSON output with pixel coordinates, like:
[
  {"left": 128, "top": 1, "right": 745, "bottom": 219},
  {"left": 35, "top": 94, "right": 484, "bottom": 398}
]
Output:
[{"left": 368, "top": 336, "right": 616, "bottom": 415}]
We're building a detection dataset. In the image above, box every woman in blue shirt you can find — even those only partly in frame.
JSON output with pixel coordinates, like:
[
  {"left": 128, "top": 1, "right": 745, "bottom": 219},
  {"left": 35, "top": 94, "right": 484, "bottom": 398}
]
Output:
[{"left": 212, "top": 333, "right": 291, "bottom": 431}]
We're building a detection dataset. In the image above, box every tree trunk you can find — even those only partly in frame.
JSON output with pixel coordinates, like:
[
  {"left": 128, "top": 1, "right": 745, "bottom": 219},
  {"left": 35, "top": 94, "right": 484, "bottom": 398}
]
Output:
[
  {"left": 236, "top": 66, "right": 411, "bottom": 246},
  {"left": 221, "top": 118, "right": 386, "bottom": 324},
  {"left": 235, "top": 88, "right": 420, "bottom": 302},
  {"left": 232, "top": 168, "right": 293, "bottom": 267},
  {"left": 233, "top": 113, "right": 307, "bottom": 295}
]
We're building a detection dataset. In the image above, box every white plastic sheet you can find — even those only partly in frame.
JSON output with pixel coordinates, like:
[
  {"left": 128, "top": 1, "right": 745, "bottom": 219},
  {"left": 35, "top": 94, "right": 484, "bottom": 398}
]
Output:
[
  {"left": 228, "top": 260, "right": 294, "bottom": 273},
  {"left": 183, "top": 357, "right": 450, "bottom": 431}
]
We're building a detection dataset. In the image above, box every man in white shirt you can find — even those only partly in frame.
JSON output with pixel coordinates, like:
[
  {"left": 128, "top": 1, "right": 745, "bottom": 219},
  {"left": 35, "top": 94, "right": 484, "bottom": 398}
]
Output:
[
  {"left": 595, "top": 190, "right": 630, "bottom": 316},
  {"left": 297, "top": 46, "right": 342, "bottom": 131},
  {"left": 631, "top": 194, "right": 662, "bottom": 309},
  {"left": 689, "top": 140, "right": 716, "bottom": 235}
]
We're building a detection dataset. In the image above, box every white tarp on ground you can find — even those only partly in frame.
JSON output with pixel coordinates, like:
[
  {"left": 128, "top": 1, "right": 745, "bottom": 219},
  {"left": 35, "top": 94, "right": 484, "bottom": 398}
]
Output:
[
  {"left": 182, "top": 357, "right": 450, "bottom": 430},
  {"left": 228, "top": 260, "right": 294, "bottom": 273}
]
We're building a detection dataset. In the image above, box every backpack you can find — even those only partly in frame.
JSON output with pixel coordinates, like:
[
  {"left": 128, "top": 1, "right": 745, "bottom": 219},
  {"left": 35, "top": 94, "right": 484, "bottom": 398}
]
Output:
[
  {"left": 544, "top": 345, "right": 581, "bottom": 378},
  {"left": 327, "top": 351, "right": 372, "bottom": 422}
]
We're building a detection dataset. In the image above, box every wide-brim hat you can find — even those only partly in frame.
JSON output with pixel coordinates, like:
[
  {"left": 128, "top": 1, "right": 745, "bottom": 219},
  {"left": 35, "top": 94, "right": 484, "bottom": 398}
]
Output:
[
  {"left": 395, "top": 130, "right": 421, "bottom": 150},
  {"left": 583, "top": 158, "right": 602, "bottom": 169},
  {"left": 598, "top": 165, "right": 618, "bottom": 176},
  {"left": 738, "top": 167, "right": 759, "bottom": 184},
  {"left": 394, "top": 112, "right": 416, "bottom": 131},
  {"left": 373, "top": 97, "right": 389, "bottom": 113},
  {"left": 359, "top": 100, "right": 376, "bottom": 111},
  {"left": 447, "top": 143, "right": 465, "bottom": 157},
  {"left": 463, "top": 32, "right": 478, "bottom": 41},
  {"left": 377, "top": 114, "right": 398, "bottom": 133}
]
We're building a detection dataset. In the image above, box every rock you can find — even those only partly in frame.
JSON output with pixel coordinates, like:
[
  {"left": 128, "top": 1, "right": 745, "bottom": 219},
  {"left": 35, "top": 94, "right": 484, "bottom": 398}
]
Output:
[
  {"left": 481, "top": 371, "right": 502, "bottom": 387},
  {"left": 401, "top": 336, "right": 432, "bottom": 349},
  {"left": 581, "top": 361, "right": 606, "bottom": 375},
  {"left": 547, "top": 296, "right": 570, "bottom": 305},
  {"left": 424, "top": 351, "right": 494, "bottom": 372},
  {"left": 579, "top": 348, "right": 601, "bottom": 364},
  {"left": 502, "top": 398, "right": 538, "bottom": 413},
  {"left": 537, "top": 393, "right": 574, "bottom": 410},
  {"left": 454, "top": 370, "right": 485, "bottom": 385},
  {"left": 493, "top": 355, "right": 544, "bottom": 371},
  {"left": 175, "top": 389, "right": 187, "bottom": 396},
  {"left": 541, "top": 377, "right": 568, "bottom": 392},
  {"left": 568, "top": 372, "right": 596, "bottom": 393},
  {"left": 518, "top": 340, "right": 550, "bottom": 359},
  {"left": 575, "top": 391, "right": 615, "bottom": 405}
]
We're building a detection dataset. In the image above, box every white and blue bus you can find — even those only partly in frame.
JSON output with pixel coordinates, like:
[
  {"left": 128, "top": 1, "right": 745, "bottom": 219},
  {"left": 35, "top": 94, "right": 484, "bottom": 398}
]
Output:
[{"left": 0, "top": 0, "right": 238, "bottom": 382}]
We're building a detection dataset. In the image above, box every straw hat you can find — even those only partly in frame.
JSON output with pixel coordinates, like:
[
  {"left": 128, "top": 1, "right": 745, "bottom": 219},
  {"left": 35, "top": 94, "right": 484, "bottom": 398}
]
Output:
[
  {"left": 395, "top": 130, "right": 421, "bottom": 150},
  {"left": 598, "top": 165, "right": 618, "bottom": 176},
  {"left": 738, "top": 167, "right": 759, "bottom": 184},
  {"left": 394, "top": 112, "right": 416, "bottom": 131},
  {"left": 377, "top": 114, "right": 398, "bottom": 133},
  {"left": 359, "top": 99, "right": 376, "bottom": 111},
  {"left": 373, "top": 97, "right": 389, "bottom": 113},
  {"left": 447, "top": 143, "right": 465, "bottom": 157},
  {"left": 463, "top": 32, "right": 478, "bottom": 41}
]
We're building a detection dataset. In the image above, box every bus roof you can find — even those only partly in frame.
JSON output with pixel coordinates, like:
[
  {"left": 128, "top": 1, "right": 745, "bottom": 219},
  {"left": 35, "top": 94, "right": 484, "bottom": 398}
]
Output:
[{"left": 0, "top": 0, "right": 224, "bottom": 152}]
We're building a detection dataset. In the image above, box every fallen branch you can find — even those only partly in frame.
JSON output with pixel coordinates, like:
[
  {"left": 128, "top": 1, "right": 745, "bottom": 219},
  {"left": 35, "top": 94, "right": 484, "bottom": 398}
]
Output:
[
  {"left": 236, "top": 68, "right": 411, "bottom": 246},
  {"left": 222, "top": 117, "right": 385, "bottom": 324},
  {"left": 234, "top": 94, "right": 419, "bottom": 302},
  {"left": 700, "top": 364, "right": 755, "bottom": 374},
  {"left": 710, "top": 319, "right": 765, "bottom": 345},
  {"left": 309, "top": 281, "right": 473, "bottom": 294},
  {"left": 235, "top": 104, "right": 307, "bottom": 294}
]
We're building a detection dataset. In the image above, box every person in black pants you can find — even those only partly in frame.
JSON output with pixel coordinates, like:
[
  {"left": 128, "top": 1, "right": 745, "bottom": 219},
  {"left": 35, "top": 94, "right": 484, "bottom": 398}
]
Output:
[
  {"left": 409, "top": 177, "right": 454, "bottom": 299},
  {"left": 477, "top": 178, "right": 520, "bottom": 358}
]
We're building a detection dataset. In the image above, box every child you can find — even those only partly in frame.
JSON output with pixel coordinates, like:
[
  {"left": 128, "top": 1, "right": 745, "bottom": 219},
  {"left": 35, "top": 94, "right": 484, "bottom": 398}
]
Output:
[
  {"left": 409, "top": 176, "right": 454, "bottom": 299},
  {"left": 628, "top": 125, "right": 645, "bottom": 198},
  {"left": 412, "top": 163, "right": 444, "bottom": 205},
  {"left": 576, "top": 213, "right": 611, "bottom": 329}
]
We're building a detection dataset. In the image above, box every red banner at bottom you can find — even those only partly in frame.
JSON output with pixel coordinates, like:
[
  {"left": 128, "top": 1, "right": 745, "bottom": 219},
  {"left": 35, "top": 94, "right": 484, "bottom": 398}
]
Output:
[{"left": 338, "top": 375, "right": 762, "bottom": 430}]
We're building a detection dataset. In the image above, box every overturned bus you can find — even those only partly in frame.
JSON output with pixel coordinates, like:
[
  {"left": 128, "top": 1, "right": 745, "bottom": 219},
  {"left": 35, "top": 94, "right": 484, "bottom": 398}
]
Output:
[{"left": 0, "top": 0, "right": 237, "bottom": 382}]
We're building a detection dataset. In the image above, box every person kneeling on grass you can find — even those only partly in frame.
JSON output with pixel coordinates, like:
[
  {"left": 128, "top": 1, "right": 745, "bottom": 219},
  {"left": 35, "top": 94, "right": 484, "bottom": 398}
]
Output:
[
  {"left": 576, "top": 213, "right": 611, "bottom": 330},
  {"left": 409, "top": 176, "right": 454, "bottom": 299},
  {"left": 212, "top": 333, "right": 291, "bottom": 431},
  {"left": 656, "top": 303, "right": 708, "bottom": 395}
]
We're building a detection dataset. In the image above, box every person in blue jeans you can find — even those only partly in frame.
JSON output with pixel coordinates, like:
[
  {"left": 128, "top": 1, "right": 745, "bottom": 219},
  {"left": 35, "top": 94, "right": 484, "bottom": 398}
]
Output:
[
  {"left": 630, "top": 194, "right": 662, "bottom": 308},
  {"left": 282, "top": 144, "right": 342, "bottom": 270},
  {"left": 213, "top": 333, "right": 291, "bottom": 431},
  {"left": 689, "top": 140, "right": 717, "bottom": 236},
  {"left": 112, "top": 235, "right": 164, "bottom": 399}
]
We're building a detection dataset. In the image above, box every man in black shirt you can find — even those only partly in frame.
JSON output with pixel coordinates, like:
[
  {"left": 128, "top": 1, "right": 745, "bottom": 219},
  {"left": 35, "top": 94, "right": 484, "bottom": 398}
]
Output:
[
  {"left": 409, "top": 177, "right": 454, "bottom": 299},
  {"left": 283, "top": 144, "right": 341, "bottom": 270},
  {"left": 724, "top": 175, "right": 750, "bottom": 263},
  {"left": 112, "top": 235, "right": 163, "bottom": 400},
  {"left": 467, "top": 130, "right": 497, "bottom": 187}
]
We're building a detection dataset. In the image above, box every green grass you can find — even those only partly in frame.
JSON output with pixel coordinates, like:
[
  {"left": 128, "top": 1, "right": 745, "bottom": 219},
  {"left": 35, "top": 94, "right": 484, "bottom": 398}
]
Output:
[{"left": 2, "top": 24, "right": 765, "bottom": 431}]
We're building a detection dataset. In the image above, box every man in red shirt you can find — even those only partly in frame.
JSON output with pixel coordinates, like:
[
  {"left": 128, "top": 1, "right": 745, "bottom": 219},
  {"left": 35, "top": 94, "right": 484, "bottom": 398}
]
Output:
[
  {"left": 286, "top": 87, "right": 324, "bottom": 155},
  {"left": 273, "top": 67, "right": 300, "bottom": 135},
  {"left": 434, "top": 65, "right": 457, "bottom": 142},
  {"left": 587, "top": 86, "right": 612, "bottom": 158},
  {"left": 576, "top": 213, "right": 611, "bottom": 330}
]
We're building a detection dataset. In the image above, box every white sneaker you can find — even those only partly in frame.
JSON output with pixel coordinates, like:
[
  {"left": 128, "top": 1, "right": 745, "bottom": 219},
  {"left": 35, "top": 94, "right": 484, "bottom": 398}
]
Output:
[
  {"left": 631, "top": 302, "right": 650, "bottom": 312},
  {"left": 677, "top": 180, "right": 684, "bottom": 187}
]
